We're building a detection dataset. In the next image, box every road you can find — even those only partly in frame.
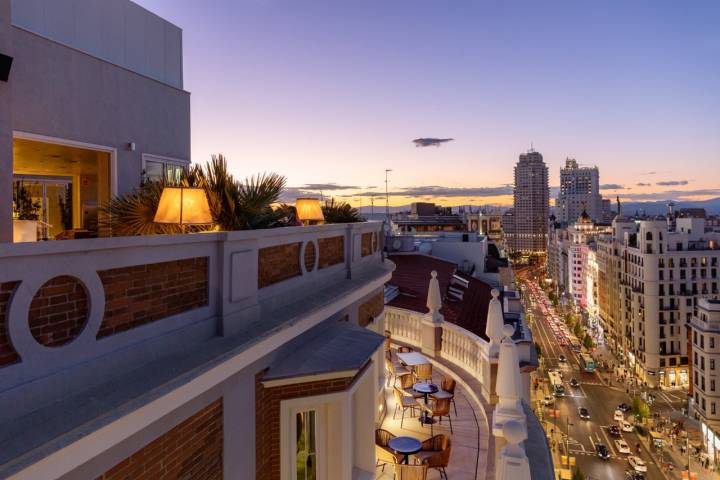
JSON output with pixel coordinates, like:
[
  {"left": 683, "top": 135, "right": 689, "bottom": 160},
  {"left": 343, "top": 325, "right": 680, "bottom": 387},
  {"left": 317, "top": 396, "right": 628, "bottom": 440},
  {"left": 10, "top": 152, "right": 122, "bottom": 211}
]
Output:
[{"left": 521, "top": 271, "right": 664, "bottom": 480}]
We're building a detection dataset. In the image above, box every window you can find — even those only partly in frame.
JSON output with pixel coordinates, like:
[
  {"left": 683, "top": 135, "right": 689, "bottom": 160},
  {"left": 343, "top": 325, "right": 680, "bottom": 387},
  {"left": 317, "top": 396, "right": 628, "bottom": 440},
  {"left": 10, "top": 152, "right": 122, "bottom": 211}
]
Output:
[
  {"left": 142, "top": 154, "right": 189, "bottom": 185},
  {"left": 713, "top": 338, "right": 716, "bottom": 349},
  {"left": 296, "top": 410, "right": 317, "bottom": 480},
  {"left": 712, "top": 359, "right": 716, "bottom": 371}
]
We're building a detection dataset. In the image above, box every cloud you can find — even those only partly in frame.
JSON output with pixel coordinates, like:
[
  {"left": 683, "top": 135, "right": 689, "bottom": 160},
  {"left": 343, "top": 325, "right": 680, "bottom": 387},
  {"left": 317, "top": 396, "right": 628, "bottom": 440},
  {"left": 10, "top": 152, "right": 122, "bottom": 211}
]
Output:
[
  {"left": 636, "top": 183, "right": 652, "bottom": 187},
  {"left": 643, "top": 171, "right": 657, "bottom": 175},
  {"left": 300, "top": 183, "right": 360, "bottom": 191},
  {"left": 600, "top": 184, "right": 624, "bottom": 190},
  {"left": 620, "top": 188, "right": 720, "bottom": 201},
  {"left": 656, "top": 180, "right": 689, "bottom": 186},
  {"left": 385, "top": 185, "right": 514, "bottom": 198}
]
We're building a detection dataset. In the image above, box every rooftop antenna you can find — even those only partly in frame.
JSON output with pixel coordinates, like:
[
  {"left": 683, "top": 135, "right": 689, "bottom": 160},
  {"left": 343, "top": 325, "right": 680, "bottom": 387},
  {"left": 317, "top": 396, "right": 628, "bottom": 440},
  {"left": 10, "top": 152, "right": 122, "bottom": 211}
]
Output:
[{"left": 385, "top": 169, "right": 393, "bottom": 224}]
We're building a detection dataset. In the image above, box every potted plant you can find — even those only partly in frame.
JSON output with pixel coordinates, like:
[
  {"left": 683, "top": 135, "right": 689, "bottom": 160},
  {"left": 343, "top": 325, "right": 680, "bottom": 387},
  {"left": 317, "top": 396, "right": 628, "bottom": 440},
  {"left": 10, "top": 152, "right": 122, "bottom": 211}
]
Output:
[{"left": 12, "top": 181, "right": 41, "bottom": 242}]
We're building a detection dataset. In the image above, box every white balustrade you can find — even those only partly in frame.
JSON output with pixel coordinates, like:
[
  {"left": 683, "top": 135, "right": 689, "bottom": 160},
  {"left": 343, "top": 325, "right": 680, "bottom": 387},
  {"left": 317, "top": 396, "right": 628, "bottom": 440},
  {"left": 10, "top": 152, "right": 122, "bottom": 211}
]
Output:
[
  {"left": 440, "top": 321, "right": 484, "bottom": 378},
  {"left": 384, "top": 307, "right": 422, "bottom": 347}
]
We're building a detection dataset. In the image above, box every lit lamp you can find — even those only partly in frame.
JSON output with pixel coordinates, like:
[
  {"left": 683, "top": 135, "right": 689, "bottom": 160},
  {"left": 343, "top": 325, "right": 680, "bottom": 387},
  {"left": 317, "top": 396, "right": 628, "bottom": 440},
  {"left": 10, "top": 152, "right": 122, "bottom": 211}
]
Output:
[
  {"left": 295, "top": 198, "right": 324, "bottom": 225},
  {"left": 154, "top": 187, "right": 212, "bottom": 233}
]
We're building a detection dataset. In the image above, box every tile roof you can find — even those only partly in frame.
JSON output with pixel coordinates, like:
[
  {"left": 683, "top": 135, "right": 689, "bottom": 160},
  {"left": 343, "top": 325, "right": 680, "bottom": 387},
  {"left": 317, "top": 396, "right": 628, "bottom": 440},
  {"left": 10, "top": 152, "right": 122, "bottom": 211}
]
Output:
[{"left": 387, "top": 254, "right": 496, "bottom": 340}]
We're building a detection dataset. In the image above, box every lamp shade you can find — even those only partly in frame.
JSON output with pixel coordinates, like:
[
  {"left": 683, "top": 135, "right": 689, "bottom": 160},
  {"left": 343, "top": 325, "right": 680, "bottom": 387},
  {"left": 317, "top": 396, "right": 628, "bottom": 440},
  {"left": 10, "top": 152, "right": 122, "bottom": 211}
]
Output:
[
  {"left": 154, "top": 187, "right": 212, "bottom": 225},
  {"left": 295, "top": 198, "right": 324, "bottom": 222}
]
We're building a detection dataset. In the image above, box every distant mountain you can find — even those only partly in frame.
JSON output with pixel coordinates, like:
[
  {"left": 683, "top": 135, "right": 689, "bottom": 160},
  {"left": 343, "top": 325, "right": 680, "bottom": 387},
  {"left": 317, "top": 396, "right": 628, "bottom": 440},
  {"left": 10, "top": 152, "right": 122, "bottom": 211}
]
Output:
[{"left": 619, "top": 197, "right": 720, "bottom": 216}]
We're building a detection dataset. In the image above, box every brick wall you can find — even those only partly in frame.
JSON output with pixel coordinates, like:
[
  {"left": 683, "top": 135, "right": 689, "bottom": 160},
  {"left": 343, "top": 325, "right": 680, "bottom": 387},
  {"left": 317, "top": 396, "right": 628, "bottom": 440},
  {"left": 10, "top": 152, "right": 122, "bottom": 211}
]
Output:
[
  {"left": 255, "top": 371, "right": 354, "bottom": 480},
  {"left": 0, "top": 281, "right": 20, "bottom": 366},
  {"left": 318, "top": 236, "right": 344, "bottom": 269},
  {"left": 358, "top": 289, "right": 384, "bottom": 327},
  {"left": 29, "top": 276, "right": 88, "bottom": 347},
  {"left": 97, "top": 257, "right": 209, "bottom": 338},
  {"left": 97, "top": 398, "right": 223, "bottom": 480},
  {"left": 361, "top": 232, "right": 372, "bottom": 257},
  {"left": 303, "top": 241, "right": 316, "bottom": 272},
  {"left": 258, "top": 243, "right": 301, "bottom": 288}
]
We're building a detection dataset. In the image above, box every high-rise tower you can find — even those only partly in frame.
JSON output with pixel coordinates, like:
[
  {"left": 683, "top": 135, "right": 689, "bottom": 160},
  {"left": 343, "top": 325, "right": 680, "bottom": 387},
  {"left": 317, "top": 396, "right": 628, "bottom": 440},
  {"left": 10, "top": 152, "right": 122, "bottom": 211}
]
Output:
[
  {"left": 556, "top": 158, "right": 602, "bottom": 224},
  {"left": 507, "top": 150, "right": 549, "bottom": 255}
]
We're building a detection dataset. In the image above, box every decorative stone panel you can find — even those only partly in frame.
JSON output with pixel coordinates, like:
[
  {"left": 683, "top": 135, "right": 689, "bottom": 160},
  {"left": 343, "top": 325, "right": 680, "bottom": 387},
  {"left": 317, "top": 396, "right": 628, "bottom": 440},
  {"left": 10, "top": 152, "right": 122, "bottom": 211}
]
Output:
[
  {"left": 358, "top": 289, "right": 384, "bottom": 327},
  {"left": 318, "top": 236, "right": 344, "bottom": 269},
  {"left": 96, "top": 398, "right": 223, "bottom": 480},
  {"left": 97, "top": 257, "right": 209, "bottom": 338},
  {"left": 29, "top": 276, "right": 88, "bottom": 347},
  {"left": 258, "top": 243, "right": 302, "bottom": 288},
  {"left": 0, "top": 281, "right": 20, "bottom": 366},
  {"left": 255, "top": 371, "right": 354, "bottom": 480}
]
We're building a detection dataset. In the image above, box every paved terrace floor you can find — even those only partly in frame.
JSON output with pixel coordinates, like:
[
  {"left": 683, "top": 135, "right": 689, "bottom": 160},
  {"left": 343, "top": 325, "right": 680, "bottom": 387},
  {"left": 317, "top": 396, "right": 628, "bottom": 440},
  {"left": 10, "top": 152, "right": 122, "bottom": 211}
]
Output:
[{"left": 377, "top": 348, "right": 492, "bottom": 480}]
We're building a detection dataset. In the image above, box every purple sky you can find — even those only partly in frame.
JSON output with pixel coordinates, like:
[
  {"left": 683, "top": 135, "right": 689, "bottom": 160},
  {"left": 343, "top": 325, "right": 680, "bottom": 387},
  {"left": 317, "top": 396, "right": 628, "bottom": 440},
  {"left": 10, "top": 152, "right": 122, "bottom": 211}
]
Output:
[{"left": 136, "top": 0, "right": 720, "bottom": 206}]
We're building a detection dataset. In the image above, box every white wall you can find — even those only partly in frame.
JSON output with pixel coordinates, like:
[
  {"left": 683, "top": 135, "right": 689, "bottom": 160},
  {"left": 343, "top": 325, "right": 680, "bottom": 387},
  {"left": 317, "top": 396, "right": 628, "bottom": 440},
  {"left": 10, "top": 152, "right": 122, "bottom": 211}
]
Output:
[{"left": 430, "top": 240, "right": 487, "bottom": 274}]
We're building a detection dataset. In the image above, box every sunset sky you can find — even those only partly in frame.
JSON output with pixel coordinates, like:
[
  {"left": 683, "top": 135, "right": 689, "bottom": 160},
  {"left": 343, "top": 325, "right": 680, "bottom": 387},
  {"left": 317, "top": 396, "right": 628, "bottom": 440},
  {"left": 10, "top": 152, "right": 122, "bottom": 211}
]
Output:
[{"left": 137, "top": 0, "right": 720, "bottom": 207}]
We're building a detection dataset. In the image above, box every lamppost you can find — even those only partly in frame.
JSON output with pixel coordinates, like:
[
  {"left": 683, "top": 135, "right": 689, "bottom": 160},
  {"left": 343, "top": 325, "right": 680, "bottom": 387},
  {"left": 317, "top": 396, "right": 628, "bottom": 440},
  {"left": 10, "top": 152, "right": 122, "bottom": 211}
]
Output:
[{"left": 565, "top": 416, "right": 574, "bottom": 466}]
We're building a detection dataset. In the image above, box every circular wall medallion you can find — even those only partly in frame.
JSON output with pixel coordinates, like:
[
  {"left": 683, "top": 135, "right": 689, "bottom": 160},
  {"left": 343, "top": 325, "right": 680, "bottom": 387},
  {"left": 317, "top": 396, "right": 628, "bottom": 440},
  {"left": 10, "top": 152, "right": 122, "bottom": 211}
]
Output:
[
  {"left": 28, "top": 275, "right": 88, "bottom": 347},
  {"left": 371, "top": 232, "right": 379, "bottom": 253},
  {"left": 304, "top": 241, "right": 317, "bottom": 272}
]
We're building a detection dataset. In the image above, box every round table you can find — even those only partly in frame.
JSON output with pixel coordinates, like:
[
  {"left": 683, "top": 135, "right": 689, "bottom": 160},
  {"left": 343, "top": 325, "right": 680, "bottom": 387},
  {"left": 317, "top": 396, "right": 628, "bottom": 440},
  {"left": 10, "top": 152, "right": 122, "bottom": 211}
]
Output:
[
  {"left": 413, "top": 382, "right": 439, "bottom": 424},
  {"left": 388, "top": 436, "right": 422, "bottom": 464}
]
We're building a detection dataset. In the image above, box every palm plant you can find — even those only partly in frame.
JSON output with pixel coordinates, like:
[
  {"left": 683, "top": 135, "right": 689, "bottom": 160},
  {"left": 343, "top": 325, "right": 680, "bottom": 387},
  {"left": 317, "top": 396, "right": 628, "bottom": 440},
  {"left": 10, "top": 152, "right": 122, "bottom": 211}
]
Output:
[
  {"left": 101, "top": 154, "right": 288, "bottom": 235},
  {"left": 321, "top": 198, "right": 364, "bottom": 223}
]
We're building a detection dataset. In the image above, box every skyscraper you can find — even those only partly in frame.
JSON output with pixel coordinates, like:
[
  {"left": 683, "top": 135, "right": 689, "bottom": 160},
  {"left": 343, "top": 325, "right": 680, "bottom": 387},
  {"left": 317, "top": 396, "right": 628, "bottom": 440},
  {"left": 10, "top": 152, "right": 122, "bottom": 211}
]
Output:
[
  {"left": 507, "top": 150, "right": 549, "bottom": 255},
  {"left": 556, "top": 158, "right": 602, "bottom": 224}
]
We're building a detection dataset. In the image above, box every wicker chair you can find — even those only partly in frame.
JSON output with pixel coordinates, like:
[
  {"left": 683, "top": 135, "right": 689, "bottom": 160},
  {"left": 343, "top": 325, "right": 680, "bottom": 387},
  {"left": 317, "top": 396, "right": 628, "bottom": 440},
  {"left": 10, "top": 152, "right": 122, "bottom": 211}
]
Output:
[
  {"left": 384, "top": 330, "right": 392, "bottom": 353},
  {"left": 431, "top": 377, "right": 457, "bottom": 416},
  {"left": 393, "top": 463, "right": 428, "bottom": 480},
  {"left": 421, "top": 397, "right": 453, "bottom": 436},
  {"left": 398, "top": 346, "right": 414, "bottom": 353},
  {"left": 386, "top": 354, "right": 409, "bottom": 387},
  {"left": 415, "top": 434, "right": 451, "bottom": 479},
  {"left": 397, "top": 370, "right": 424, "bottom": 399},
  {"left": 393, "top": 386, "right": 419, "bottom": 428},
  {"left": 413, "top": 363, "right": 433, "bottom": 383},
  {"left": 375, "top": 428, "right": 402, "bottom": 472}
]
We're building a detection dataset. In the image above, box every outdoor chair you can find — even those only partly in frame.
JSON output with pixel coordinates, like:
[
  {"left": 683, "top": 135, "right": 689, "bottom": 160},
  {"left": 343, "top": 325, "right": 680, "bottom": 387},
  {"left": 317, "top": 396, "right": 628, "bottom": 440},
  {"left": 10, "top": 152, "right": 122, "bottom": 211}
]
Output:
[
  {"left": 384, "top": 330, "right": 392, "bottom": 353},
  {"left": 398, "top": 346, "right": 414, "bottom": 353},
  {"left": 375, "top": 428, "right": 402, "bottom": 472},
  {"left": 393, "top": 386, "right": 419, "bottom": 428},
  {"left": 386, "top": 354, "right": 410, "bottom": 387},
  {"left": 431, "top": 377, "right": 457, "bottom": 416},
  {"left": 397, "top": 370, "right": 424, "bottom": 399},
  {"left": 421, "top": 397, "right": 453, "bottom": 436},
  {"left": 415, "top": 434, "right": 451, "bottom": 479},
  {"left": 393, "top": 463, "right": 428, "bottom": 480},
  {"left": 413, "top": 363, "right": 433, "bottom": 383}
]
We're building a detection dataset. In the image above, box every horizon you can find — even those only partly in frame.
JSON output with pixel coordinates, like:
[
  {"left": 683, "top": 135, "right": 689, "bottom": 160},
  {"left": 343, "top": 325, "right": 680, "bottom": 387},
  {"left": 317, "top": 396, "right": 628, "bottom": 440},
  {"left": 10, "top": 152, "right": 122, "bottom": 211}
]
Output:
[{"left": 136, "top": 0, "right": 720, "bottom": 207}]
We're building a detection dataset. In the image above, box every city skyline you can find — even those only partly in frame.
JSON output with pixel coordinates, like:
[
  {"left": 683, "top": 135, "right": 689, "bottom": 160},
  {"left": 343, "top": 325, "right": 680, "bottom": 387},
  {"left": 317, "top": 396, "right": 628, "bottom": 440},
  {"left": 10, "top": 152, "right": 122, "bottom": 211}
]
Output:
[{"left": 136, "top": 0, "right": 720, "bottom": 207}]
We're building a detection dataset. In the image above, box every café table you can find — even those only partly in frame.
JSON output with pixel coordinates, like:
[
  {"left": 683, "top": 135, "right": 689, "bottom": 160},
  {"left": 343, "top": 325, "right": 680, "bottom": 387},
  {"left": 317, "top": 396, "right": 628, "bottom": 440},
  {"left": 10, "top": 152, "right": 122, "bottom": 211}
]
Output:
[
  {"left": 388, "top": 436, "right": 422, "bottom": 464},
  {"left": 413, "top": 382, "right": 439, "bottom": 424},
  {"left": 397, "top": 351, "right": 430, "bottom": 367}
]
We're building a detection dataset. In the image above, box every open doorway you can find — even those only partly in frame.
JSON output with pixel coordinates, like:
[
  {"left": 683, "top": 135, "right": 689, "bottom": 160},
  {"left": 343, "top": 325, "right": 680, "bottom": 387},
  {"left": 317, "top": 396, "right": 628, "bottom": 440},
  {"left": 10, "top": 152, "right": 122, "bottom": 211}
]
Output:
[{"left": 12, "top": 136, "right": 113, "bottom": 241}]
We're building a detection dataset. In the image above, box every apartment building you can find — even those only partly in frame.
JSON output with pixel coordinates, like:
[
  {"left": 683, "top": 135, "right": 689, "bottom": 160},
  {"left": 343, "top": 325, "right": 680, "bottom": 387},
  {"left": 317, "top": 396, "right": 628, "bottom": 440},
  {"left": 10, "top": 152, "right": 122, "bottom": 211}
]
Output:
[
  {"left": 555, "top": 158, "right": 602, "bottom": 224},
  {"left": 1, "top": 0, "right": 190, "bottom": 243},
  {"left": 598, "top": 214, "right": 720, "bottom": 388},
  {"left": 506, "top": 150, "right": 549, "bottom": 255},
  {"left": 689, "top": 299, "right": 720, "bottom": 465}
]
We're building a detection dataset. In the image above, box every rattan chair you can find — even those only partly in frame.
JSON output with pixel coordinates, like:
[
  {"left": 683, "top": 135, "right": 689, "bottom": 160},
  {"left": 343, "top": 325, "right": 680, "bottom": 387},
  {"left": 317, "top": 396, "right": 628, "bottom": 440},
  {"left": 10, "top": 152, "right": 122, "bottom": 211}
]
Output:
[
  {"left": 394, "top": 463, "right": 428, "bottom": 480},
  {"left": 413, "top": 363, "right": 433, "bottom": 383},
  {"left": 384, "top": 330, "right": 392, "bottom": 353},
  {"left": 386, "top": 354, "right": 410, "bottom": 387},
  {"left": 375, "top": 428, "right": 402, "bottom": 472},
  {"left": 397, "top": 370, "right": 424, "bottom": 399},
  {"left": 431, "top": 377, "right": 457, "bottom": 416},
  {"left": 398, "top": 346, "right": 414, "bottom": 353},
  {"left": 421, "top": 397, "right": 453, "bottom": 436},
  {"left": 415, "top": 434, "right": 451, "bottom": 479},
  {"left": 393, "top": 386, "right": 419, "bottom": 428}
]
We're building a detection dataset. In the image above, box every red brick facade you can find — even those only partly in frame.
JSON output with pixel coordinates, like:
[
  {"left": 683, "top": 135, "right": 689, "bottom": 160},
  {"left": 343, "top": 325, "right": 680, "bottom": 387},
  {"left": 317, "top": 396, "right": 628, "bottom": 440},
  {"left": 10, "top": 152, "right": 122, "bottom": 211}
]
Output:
[
  {"left": 258, "top": 243, "right": 302, "bottom": 288},
  {"left": 361, "top": 232, "right": 373, "bottom": 257},
  {"left": 358, "top": 289, "right": 384, "bottom": 327},
  {"left": 318, "top": 236, "right": 344, "bottom": 269},
  {"left": 97, "top": 398, "right": 223, "bottom": 480},
  {"left": 0, "top": 281, "right": 20, "bottom": 366},
  {"left": 97, "top": 258, "right": 209, "bottom": 338},
  {"left": 303, "top": 242, "right": 316, "bottom": 272},
  {"left": 29, "top": 276, "right": 88, "bottom": 347},
  {"left": 255, "top": 372, "right": 354, "bottom": 480}
]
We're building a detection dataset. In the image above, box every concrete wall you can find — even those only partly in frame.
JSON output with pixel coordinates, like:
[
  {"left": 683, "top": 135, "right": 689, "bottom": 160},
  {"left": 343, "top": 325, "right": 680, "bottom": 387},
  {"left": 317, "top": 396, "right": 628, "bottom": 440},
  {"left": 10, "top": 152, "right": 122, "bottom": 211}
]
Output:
[
  {"left": 0, "top": 0, "right": 190, "bottom": 242},
  {"left": 11, "top": 0, "right": 183, "bottom": 89}
]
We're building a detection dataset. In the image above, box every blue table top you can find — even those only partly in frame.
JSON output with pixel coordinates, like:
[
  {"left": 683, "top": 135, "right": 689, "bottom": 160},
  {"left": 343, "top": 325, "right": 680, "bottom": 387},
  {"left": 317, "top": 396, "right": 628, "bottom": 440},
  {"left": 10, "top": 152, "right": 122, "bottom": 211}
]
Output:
[
  {"left": 413, "top": 382, "right": 438, "bottom": 394},
  {"left": 388, "top": 436, "right": 422, "bottom": 455}
]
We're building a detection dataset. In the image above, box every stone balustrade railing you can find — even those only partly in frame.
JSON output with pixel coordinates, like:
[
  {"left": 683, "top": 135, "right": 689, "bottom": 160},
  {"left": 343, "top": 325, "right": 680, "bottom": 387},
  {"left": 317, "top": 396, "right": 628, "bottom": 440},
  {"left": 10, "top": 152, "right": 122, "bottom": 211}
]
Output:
[
  {"left": 440, "top": 320, "right": 484, "bottom": 379},
  {"left": 384, "top": 307, "right": 422, "bottom": 346}
]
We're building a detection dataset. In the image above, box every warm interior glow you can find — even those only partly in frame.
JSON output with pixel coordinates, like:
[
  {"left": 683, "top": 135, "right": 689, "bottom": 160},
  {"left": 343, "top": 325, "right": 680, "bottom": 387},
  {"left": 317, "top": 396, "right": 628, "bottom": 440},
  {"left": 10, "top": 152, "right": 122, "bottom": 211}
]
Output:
[
  {"left": 154, "top": 187, "right": 212, "bottom": 225},
  {"left": 295, "top": 198, "right": 324, "bottom": 222}
]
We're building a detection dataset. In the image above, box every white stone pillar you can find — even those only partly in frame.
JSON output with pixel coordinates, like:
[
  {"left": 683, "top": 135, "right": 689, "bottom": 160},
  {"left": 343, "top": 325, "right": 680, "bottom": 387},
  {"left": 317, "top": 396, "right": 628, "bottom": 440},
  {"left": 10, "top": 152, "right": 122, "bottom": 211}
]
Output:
[
  {"left": 496, "top": 420, "right": 531, "bottom": 480},
  {"left": 492, "top": 324, "right": 526, "bottom": 435},
  {"left": 486, "top": 289, "right": 504, "bottom": 358},
  {"left": 421, "top": 270, "right": 443, "bottom": 356}
]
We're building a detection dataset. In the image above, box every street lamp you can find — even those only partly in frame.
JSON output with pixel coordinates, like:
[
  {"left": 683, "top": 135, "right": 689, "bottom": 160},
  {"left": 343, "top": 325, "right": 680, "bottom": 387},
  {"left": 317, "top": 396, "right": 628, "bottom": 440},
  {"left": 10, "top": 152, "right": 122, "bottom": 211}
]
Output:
[{"left": 565, "top": 416, "right": 574, "bottom": 466}]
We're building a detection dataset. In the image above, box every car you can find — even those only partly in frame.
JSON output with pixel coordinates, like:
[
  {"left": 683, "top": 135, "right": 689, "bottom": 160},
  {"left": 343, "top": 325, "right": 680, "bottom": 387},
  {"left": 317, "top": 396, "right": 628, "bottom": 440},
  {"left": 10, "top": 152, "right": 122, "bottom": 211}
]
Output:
[
  {"left": 608, "top": 425, "right": 622, "bottom": 436},
  {"left": 624, "top": 471, "right": 645, "bottom": 480},
  {"left": 615, "top": 439, "right": 631, "bottom": 454},
  {"left": 628, "top": 456, "right": 647, "bottom": 472},
  {"left": 618, "top": 403, "right": 631, "bottom": 412},
  {"left": 542, "top": 395, "right": 555, "bottom": 406},
  {"left": 621, "top": 420, "right": 634, "bottom": 432},
  {"left": 558, "top": 355, "right": 567, "bottom": 363},
  {"left": 569, "top": 378, "right": 580, "bottom": 388},
  {"left": 578, "top": 407, "right": 590, "bottom": 420},
  {"left": 614, "top": 410, "right": 625, "bottom": 422},
  {"left": 595, "top": 443, "right": 610, "bottom": 460}
]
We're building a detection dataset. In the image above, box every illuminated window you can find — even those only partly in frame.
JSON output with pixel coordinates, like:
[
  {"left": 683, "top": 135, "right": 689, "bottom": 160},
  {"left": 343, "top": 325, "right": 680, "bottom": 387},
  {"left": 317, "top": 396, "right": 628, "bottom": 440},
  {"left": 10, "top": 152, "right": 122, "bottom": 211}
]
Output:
[{"left": 296, "top": 410, "right": 316, "bottom": 480}]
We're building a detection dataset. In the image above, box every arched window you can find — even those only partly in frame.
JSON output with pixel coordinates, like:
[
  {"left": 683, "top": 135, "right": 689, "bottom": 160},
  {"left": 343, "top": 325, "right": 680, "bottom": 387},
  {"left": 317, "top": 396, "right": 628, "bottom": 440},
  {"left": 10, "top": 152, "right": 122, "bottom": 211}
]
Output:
[{"left": 646, "top": 231, "right": 653, "bottom": 241}]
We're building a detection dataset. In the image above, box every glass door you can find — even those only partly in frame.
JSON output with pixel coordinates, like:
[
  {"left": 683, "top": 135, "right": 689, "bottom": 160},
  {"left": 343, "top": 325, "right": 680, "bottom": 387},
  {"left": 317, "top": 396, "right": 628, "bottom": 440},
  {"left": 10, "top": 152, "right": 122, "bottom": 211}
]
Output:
[{"left": 13, "top": 176, "right": 72, "bottom": 240}]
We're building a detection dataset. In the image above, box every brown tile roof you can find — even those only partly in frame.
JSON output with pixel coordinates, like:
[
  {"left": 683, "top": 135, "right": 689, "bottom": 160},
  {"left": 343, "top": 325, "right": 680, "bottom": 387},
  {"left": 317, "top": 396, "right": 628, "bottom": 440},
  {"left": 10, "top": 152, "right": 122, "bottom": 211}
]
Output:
[{"left": 387, "top": 254, "right": 496, "bottom": 340}]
